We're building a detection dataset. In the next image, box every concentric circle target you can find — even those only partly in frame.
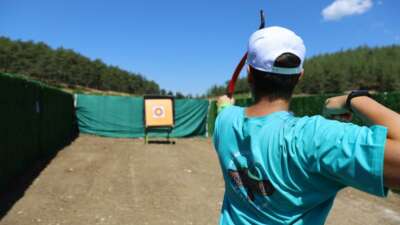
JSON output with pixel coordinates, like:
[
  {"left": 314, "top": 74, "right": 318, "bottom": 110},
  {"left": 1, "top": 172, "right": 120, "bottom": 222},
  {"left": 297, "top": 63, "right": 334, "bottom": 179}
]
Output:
[{"left": 152, "top": 106, "right": 165, "bottom": 118}]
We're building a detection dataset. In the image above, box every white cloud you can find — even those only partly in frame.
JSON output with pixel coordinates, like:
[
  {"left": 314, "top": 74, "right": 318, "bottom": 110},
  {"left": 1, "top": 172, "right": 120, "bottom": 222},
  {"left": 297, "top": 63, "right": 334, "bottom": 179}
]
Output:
[{"left": 322, "top": 0, "right": 373, "bottom": 21}]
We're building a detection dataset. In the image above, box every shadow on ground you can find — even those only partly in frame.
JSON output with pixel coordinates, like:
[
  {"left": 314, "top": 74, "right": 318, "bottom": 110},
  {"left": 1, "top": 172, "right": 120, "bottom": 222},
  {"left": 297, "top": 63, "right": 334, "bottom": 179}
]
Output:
[
  {"left": 0, "top": 130, "right": 79, "bottom": 220},
  {"left": 147, "top": 140, "right": 176, "bottom": 145}
]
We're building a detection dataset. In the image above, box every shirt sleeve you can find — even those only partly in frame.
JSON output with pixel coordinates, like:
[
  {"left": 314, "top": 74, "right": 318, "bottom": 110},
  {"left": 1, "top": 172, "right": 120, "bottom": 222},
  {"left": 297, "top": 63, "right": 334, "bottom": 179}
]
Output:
[
  {"left": 212, "top": 114, "right": 220, "bottom": 150},
  {"left": 296, "top": 116, "right": 388, "bottom": 197},
  {"left": 217, "top": 102, "right": 234, "bottom": 114}
]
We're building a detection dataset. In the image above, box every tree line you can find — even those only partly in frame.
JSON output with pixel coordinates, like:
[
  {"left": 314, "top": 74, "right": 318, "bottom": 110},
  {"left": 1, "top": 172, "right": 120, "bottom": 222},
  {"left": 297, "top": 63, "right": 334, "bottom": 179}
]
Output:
[
  {"left": 206, "top": 45, "right": 400, "bottom": 97},
  {"left": 0, "top": 37, "right": 173, "bottom": 96}
]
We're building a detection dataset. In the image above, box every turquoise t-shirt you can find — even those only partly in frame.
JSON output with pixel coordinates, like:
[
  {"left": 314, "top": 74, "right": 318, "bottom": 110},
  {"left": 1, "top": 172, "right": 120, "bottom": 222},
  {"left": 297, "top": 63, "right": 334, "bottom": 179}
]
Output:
[{"left": 213, "top": 106, "right": 388, "bottom": 225}]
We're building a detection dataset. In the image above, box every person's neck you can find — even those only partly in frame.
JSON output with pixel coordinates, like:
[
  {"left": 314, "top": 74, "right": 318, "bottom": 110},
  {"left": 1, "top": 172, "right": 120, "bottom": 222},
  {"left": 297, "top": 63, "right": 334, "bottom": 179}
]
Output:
[{"left": 246, "top": 97, "right": 290, "bottom": 117}]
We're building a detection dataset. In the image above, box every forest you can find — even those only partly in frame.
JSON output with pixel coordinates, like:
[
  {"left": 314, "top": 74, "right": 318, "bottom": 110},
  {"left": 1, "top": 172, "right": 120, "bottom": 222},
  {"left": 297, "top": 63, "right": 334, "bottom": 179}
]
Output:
[
  {"left": 1, "top": 37, "right": 399, "bottom": 98},
  {"left": 206, "top": 45, "right": 400, "bottom": 97},
  {"left": 0, "top": 37, "right": 163, "bottom": 95}
]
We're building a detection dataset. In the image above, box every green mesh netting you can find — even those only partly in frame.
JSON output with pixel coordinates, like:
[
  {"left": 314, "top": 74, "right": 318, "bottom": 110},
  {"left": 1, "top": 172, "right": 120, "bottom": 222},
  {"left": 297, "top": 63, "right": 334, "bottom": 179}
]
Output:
[{"left": 75, "top": 94, "right": 209, "bottom": 138}]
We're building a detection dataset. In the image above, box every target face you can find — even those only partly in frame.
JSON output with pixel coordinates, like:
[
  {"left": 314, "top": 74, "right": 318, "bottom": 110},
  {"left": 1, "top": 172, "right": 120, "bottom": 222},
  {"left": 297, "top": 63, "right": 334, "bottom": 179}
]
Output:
[
  {"left": 144, "top": 98, "right": 174, "bottom": 127},
  {"left": 152, "top": 106, "right": 165, "bottom": 118}
]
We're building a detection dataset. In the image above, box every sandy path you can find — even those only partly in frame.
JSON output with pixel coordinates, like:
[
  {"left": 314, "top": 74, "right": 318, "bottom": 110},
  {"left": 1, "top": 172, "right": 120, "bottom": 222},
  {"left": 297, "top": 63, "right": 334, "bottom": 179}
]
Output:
[{"left": 0, "top": 135, "right": 399, "bottom": 225}]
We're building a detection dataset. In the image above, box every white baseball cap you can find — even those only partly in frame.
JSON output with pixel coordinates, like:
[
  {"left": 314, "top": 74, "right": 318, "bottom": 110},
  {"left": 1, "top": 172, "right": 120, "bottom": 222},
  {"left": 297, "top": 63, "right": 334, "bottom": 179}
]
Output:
[{"left": 247, "top": 26, "right": 306, "bottom": 75}]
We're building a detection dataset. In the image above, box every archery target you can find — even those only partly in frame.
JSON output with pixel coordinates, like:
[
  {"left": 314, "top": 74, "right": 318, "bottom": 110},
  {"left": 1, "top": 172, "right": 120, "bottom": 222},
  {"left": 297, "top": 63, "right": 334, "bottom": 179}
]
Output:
[
  {"left": 144, "top": 98, "right": 174, "bottom": 127},
  {"left": 152, "top": 106, "right": 165, "bottom": 118}
]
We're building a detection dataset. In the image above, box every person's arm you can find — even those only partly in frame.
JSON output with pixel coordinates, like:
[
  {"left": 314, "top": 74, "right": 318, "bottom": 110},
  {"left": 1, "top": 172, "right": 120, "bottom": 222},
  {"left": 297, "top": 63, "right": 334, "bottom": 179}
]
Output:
[
  {"left": 351, "top": 96, "right": 400, "bottom": 188},
  {"left": 325, "top": 95, "right": 400, "bottom": 189}
]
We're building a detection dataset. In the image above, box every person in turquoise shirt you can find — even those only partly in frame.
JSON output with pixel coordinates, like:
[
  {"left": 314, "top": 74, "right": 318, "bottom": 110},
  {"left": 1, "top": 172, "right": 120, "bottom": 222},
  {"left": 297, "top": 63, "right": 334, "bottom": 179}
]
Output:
[{"left": 213, "top": 26, "right": 400, "bottom": 225}]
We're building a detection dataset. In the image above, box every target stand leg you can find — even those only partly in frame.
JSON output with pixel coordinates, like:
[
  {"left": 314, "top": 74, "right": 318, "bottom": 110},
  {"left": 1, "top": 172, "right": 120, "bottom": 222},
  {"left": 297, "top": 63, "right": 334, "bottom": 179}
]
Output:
[
  {"left": 168, "top": 127, "right": 175, "bottom": 144},
  {"left": 144, "top": 128, "right": 148, "bottom": 144},
  {"left": 167, "top": 128, "right": 170, "bottom": 143}
]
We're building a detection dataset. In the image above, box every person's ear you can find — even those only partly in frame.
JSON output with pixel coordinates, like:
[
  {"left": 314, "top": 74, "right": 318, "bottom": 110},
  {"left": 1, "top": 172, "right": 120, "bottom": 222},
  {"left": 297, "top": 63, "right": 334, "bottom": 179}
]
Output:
[{"left": 299, "top": 70, "right": 305, "bottom": 80}]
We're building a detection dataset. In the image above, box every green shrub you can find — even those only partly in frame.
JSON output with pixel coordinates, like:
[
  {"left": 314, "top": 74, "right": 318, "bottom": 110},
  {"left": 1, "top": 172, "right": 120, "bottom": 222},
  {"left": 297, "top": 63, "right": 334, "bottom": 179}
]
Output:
[{"left": 208, "top": 92, "right": 400, "bottom": 136}]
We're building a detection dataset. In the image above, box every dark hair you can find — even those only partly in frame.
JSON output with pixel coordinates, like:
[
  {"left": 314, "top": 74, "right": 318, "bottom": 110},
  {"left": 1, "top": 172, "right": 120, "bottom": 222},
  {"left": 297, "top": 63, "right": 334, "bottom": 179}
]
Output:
[{"left": 250, "top": 53, "right": 301, "bottom": 102}]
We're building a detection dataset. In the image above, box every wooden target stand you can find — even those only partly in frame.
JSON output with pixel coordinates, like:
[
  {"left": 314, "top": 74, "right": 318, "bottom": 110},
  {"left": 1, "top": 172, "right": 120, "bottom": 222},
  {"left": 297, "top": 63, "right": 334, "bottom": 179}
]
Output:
[{"left": 143, "top": 96, "right": 176, "bottom": 144}]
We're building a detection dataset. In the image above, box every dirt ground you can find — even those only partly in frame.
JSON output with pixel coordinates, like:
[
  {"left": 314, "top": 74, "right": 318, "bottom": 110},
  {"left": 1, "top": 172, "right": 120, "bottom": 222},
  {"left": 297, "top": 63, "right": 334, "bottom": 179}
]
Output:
[{"left": 1, "top": 135, "right": 400, "bottom": 225}]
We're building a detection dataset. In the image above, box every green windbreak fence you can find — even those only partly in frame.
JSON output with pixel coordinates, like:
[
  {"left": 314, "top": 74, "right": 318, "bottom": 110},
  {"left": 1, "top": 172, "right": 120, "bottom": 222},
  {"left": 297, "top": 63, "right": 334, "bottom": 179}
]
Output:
[
  {"left": 76, "top": 94, "right": 209, "bottom": 138},
  {"left": 0, "top": 73, "right": 75, "bottom": 193},
  {"left": 207, "top": 92, "right": 400, "bottom": 136}
]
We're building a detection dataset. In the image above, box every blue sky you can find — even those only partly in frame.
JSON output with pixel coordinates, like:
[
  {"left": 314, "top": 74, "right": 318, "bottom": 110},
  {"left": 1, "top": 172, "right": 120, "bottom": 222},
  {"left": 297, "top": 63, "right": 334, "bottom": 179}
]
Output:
[{"left": 1, "top": 0, "right": 399, "bottom": 95}]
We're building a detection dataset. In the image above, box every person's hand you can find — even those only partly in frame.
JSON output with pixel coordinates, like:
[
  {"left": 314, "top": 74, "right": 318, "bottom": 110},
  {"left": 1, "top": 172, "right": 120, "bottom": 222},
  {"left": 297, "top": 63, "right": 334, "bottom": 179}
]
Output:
[
  {"left": 217, "top": 95, "right": 235, "bottom": 106},
  {"left": 217, "top": 95, "right": 235, "bottom": 113},
  {"left": 323, "top": 95, "right": 352, "bottom": 121}
]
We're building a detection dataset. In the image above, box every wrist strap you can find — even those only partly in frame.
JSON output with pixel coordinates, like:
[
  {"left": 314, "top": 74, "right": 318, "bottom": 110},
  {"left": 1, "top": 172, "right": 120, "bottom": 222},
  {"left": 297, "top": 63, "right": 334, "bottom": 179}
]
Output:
[{"left": 345, "top": 90, "right": 371, "bottom": 112}]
